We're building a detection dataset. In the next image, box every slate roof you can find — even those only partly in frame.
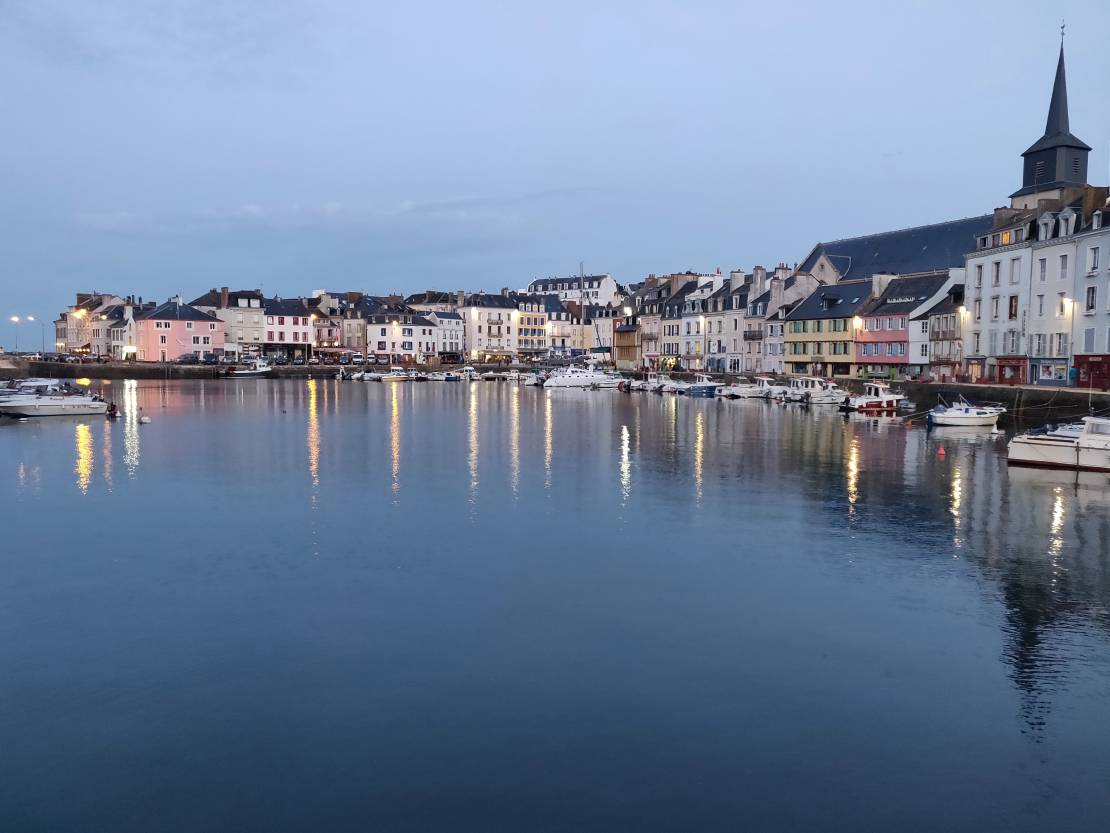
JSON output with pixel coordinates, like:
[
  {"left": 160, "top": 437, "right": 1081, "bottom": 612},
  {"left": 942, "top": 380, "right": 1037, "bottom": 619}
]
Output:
[
  {"left": 748, "top": 288, "right": 772, "bottom": 308},
  {"left": 404, "top": 291, "right": 457, "bottom": 305},
  {"left": 798, "top": 215, "right": 992, "bottom": 280},
  {"left": 527, "top": 275, "right": 609, "bottom": 291},
  {"left": 785, "top": 280, "right": 873, "bottom": 321},
  {"left": 921, "top": 289, "right": 964, "bottom": 318},
  {"left": 189, "top": 288, "right": 264, "bottom": 308},
  {"left": 137, "top": 300, "right": 221, "bottom": 323},
  {"left": 263, "top": 298, "right": 310, "bottom": 317},
  {"left": 860, "top": 274, "right": 950, "bottom": 317},
  {"left": 464, "top": 293, "right": 518, "bottom": 309},
  {"left": 365, "top": 314, "right": 434, "bottom": 327},
  {"left": 428, "top": 311, "right": 462, "bottom": 321}
]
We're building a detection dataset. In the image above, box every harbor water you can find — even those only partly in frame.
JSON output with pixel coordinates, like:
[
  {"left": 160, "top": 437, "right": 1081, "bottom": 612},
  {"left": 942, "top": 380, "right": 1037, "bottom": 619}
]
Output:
[{"left": 1, "top": 378, "right": 1108, "bottom": 831}]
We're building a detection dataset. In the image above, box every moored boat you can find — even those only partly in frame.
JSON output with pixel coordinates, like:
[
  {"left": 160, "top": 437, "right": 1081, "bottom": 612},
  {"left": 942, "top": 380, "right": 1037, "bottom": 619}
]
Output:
[
  {"left": 785, "top": 376, "right": 843, "bottom": 405},
  {"left": 716, "top": 377, "right": 761, "bottom": 398},
  {"left": 927, "top": 396, "right": 1005, "bottom": 428},
  {"left": 1007, "top": 416, "right": 1110, "bottom": 471},
  {"left": 543, "top": 366, "right": 609, "bottom": 388},
  {"left": 231, "top": 358, "right": 272, "bottom": 377},
  {"left": 682, "top": 374, "right": 718, "bottom": 397},
  {"left": 0, "top": 392, "right": 109, "bottom": 417},
  {"left": 843, "top": 381, "right": 905, "bottom": 412},
  {"left": 754, "top": 375, "right": 789, "bottom": 399}
]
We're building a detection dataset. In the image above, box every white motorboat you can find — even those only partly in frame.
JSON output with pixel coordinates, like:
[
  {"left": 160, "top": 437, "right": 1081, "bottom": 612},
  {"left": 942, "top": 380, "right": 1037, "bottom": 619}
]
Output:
[
  {"left": 843, "top": 381, "right": 906, "bottom": 412},
  {"left": 0, "top": 379, "right": 71, "bottom": 398},
  {"left": 1008, "top": 416, "right": 1110, "bottom": 472},
  {"left": 523, "top": 372, "right": 546, "bottom": 386},
  {"left": 0, "top": 392, "right": 109, "bottom": 417},
  {"left": 927, "top": 396, "right": 1005, "bottom": 428},
  {"left": 754, "top": 375, "right": 789, "bottom": 399},
  {"left": 682, "top": 374, "right": 718, "bottom": 397},
  {"left": 785, "top": 376, "right": 843, "bottom": 405},
  {"left": 232, "top": 358, "right": 272, "bottom": 377},
  {"left": 715, "top": 377, "right": 760, "bottom": 398},
  {"left": 505, "top": 370, "right": 523, "bottom": 383},
  {"left": 591, "top": 372, "right": 624, "bottom": 390},
  {"left": 382, "top": 367, "right": 409, "bottom": 381},
  {"left": 630, "top": 373, "right": 656, "bottom": 392},
  {"left": 407, "top": 370, "right": 428, "bottom": 381},
  {"left": 661, "top": 377, "right": 690, "bottom": 394},
  {"left": 543, "top": 366, "right": 610, "bottom": 388}
]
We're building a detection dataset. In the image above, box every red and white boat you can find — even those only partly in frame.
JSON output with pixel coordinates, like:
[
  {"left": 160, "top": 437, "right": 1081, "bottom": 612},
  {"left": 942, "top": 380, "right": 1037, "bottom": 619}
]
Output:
[{"left": 842, "top": 381, "right": 905, "bottom": 412}]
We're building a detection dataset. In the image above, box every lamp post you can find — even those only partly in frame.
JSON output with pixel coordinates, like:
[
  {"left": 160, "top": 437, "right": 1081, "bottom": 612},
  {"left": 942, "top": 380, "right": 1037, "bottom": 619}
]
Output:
[{"left": 8, "top": 316, "right": 18, "bottom": 352}]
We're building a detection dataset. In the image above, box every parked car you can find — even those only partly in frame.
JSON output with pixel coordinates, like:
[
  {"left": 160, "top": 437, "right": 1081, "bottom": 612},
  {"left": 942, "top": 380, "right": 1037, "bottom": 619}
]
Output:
[
  {"left": 308, "top": 356, "right": 320, "bottom": 365},
  {"left": 338, "top": 354, "right": 351, "bottom": 365},
  {"left": 292, "top": 356, "right": 305, "bottom": 366},
  {"left": 375, "top": 355, "right": 390, "bottom": 365},
  {"left": 274, "top": 355, "right": 289, "bottom": 366},
  {"left": 176, "top": 354, "right": 199, "bottom": 365},
  {"left": 351, "top": 352, "right": 364, "bottom": 364},
  {"left": 202, "top": 354, "right": 219, "bottom": 365}
]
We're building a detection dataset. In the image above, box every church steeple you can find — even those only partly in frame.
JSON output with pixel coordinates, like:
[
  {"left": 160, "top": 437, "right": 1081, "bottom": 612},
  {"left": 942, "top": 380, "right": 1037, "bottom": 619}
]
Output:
[
  {"left": 1011, "top": 40, "right": 1091, "bottom": 202},
  {"left": 1044, "top": 44, "right": 1070, "bottom": 137}
]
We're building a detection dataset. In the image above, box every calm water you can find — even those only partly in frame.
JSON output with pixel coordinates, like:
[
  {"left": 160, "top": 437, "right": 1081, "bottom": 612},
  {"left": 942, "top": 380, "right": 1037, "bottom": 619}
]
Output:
[{"left": 2, "top": 379, "right": 1109, "bottom": 831}]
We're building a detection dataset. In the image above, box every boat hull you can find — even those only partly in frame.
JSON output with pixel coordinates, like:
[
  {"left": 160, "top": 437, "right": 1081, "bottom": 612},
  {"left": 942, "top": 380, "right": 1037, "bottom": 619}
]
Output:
[
  {"left": 1007, "top": 436, "right": 1110, "bottom": 472},
  {"left": 928, "top": 411, "right": 1001, "bottom": 427},
  {"left": 0, "top": 400, "right": 109, "bottom": 417}
]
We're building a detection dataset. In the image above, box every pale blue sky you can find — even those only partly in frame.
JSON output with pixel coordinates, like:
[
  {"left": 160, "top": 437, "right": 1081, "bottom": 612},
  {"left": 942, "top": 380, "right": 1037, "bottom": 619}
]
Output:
[{"left": 2, "top": 0, "right": 1109, "bottom": 346}]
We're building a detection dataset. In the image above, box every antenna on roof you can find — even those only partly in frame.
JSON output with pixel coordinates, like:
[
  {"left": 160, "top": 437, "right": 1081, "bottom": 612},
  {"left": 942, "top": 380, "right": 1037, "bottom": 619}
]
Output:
[{"left": 1060, "top": 18, "right": 1065, "bottom": 45}]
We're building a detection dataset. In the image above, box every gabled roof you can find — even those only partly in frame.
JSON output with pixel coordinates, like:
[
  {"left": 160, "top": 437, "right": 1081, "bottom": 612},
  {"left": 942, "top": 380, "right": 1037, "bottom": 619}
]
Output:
[
  {"left": 137, "top": 300, "right": 221, "bottom": 323},
  {"left": 861, "top": 274, "right": 950, "bottom": 317},
  {"left": 786, "top": 280, "right": 873, "bottom": 321},
  {"left": 798, "top": 215, "right": 993, "bottom": 280}
]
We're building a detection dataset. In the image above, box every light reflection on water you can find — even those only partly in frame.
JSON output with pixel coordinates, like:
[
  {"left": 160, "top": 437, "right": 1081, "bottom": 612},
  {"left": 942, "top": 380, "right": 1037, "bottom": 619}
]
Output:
[{"left": 2, "top": 379, "right": 1109, "bottom": 831}]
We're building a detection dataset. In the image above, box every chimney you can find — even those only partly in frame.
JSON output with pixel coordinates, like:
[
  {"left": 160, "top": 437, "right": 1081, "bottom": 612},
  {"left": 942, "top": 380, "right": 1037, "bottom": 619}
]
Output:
[
  {"left": 871, "top": 273, "right": 896, "bottom": 297},
  {"left": 501, "top": 287, "right": 509, "bottom": 297},
  {"left": 457, "top": 290, "right": 465, "bottom": 307},
  {"left": 220, "top": 286, "right": 229, "bottom": 308}
]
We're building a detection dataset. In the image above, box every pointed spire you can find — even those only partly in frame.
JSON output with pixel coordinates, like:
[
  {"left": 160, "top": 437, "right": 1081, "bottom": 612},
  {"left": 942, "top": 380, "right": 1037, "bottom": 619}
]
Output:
[{"left": 1045, "top": 43, "right": 1070, "bottom": 136}]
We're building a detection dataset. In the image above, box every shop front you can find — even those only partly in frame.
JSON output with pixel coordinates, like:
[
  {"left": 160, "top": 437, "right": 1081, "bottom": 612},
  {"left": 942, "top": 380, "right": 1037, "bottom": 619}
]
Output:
[
  {"left": 1030, "top": 358, "right": 1068, "bottom": 386},
  {"left": 995, "top": 356, "right": 1028, "bottom": 385},
  {"left": 1075, "top": 355, "right": 1110, "bottom": 391}
]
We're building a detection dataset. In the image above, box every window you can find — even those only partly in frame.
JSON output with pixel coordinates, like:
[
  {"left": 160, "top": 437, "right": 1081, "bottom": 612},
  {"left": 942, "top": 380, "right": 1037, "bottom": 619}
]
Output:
[
  {"left": 973, "top": 332, "right": 981, "bottom": 353},
  {"left": 1009, "top": 258, "right": 1020, "bottom": 284},
  {"left": 186, "top": 322, "right": 193, "bottom": 330},
  {"left": 920, "top": 320, "right": 928, "bottom": 334},
  {"left": 992, "top": 262, "right": 1000, "bottom": 285},
  {"left": 1060, "top": 254, "right": 1068, "bottom": 282},
  {"left": 1089, "top": 247, "right": 1101, "bottom": 273},
  {"left": 209, "top": 323, "right": 216, "bottom": 330},
  {"left": 1055, "top": 333, "right": 1068, "bottom": 356},
  {"left": 278, "top": 316, "right": 285, "bottom": 325},
  {"left": 991, "top": 297, "right": 999, "bottom": 319},
  {"left": 975, "top": 265, "right": 983, "bottom": 287},
  {"left": 1037, "top": 295, "right": 1044, "bottom": 317},
  {"left": 267, "top": 316, "right": 274, "bottom": 325},
  {"left": 1086, "top": 285, "right": 1097, "bottom": 313},
  {"left": 377, "top": 341, "right": 386, "bottom": 351},
  {"left": 1058, "top": 293, "right": 1067, "bottom": 317},
  {"left": 1008, "top": 296, "right": 1018, "bottom": 320},
  {"left": 278, "top": 332, "right": 285, "bottom": 342},
  {"left": 920, "top": 343, "right": 928, "bottom": 357},
  {"left": 159, "top": 335, "right": 167, "bottom": 345},
  {"left": 267, "top": 331, "right": 274, "bottom": 341},
  {"left": 974, "top": 300, "right": 982, "bottom": 321},
  {"left": 192, "top": 336, "right": 200, "bottom": 345},
  {"left": 1039, "top": 258, "right": 1047, "bottom": 282}
]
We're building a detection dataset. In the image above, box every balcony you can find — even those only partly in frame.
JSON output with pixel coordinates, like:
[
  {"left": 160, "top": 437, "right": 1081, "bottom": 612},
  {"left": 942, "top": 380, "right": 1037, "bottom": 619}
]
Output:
[{"left": 743, "top": 330, "right": 764, "bottom": 341}]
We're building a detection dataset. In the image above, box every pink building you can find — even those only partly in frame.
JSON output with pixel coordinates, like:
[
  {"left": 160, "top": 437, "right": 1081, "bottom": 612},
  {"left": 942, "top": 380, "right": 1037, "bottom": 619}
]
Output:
[
  {"left": 855, "top": 274, "right": 949, "bottom": 378},
  {"left": 135, "top": 298, "right": 225, "bottom": 362},
  {"left": 263, "top": 298, "right": 314, "bottom": 359}
]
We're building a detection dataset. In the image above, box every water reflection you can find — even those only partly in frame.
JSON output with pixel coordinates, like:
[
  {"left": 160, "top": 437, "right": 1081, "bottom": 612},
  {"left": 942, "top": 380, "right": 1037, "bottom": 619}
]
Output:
[
  {"left": 123, "top": 379, "right": 140, "bottom": 477},
  {"left": 390, "top": 382, "right": 401, "bottom": 498},
  {"left": 693, "top": 410, "right": 704, "bottom": 502},
  {"left": 949, "top": 464, "right": 962, "bottom": 551},
  {"left": 468, "top": 390, "right": 479, "bottom": 504},
  {"left": 102, "top": 419, "right": 114, "bottom": 491},
  {"left": 510, "top": 385, "right": 520, "bottom": 497},
  {"left": 543, "top": 393, "right": 553, "bottom": 490},
  {"left": 845, "top": 435, "right": 860, "bottom": 516},
  {"left": 307, "top": 379, "right": 320, "bottom": 488},
  {"left": 619, "top": 424, "right": 631, "bottom": 504},
  {"left": 74, "top": 422, "right": 92, "bottom": 494}
]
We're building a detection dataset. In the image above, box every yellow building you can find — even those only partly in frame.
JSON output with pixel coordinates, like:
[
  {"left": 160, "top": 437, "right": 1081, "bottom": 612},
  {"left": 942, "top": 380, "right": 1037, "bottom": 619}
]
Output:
[{"left": 783, "top": 279, "right": 872, "bottom": 377}]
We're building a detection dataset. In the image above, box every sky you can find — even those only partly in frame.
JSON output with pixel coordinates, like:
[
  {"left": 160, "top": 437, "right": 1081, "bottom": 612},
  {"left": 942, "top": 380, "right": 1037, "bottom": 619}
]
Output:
[{"left": 2, "top": 0, "right": 1110, "bottom": 348}]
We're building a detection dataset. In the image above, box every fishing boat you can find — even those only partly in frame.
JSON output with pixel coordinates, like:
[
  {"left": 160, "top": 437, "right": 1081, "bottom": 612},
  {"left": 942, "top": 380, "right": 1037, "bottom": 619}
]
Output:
[
  {"left": 754, "top": 375, "right": 789, "bottom": 399},
  {"left": 927, "top": 396, "right": 1005, "bottom": 428},
  {"left": 0, "top": 391, "right": 109, "bottom": 418},
  {"left": 1007, "top": 416, "right": 1110, "bottom": 471},
  {"left": 543, "top": 366, "right": 609, "bottom": 388},
  {"left": 682, "top": 374, "right": 718, "bottom": 397},
  {"left": 785, "top": 376, "right": 844, "bottom": 405},
  {"left": 231, "top": 358, "right": 272, "bottom": 377},
  {"left": 842, "top": 381, "right": 905, "bottom": 412}
]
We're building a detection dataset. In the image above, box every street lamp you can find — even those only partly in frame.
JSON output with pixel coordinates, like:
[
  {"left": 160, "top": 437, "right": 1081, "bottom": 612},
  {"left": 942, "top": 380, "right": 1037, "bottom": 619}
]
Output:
[{"left": 8, "top": 316, "right": 18, "bottom": 352}]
